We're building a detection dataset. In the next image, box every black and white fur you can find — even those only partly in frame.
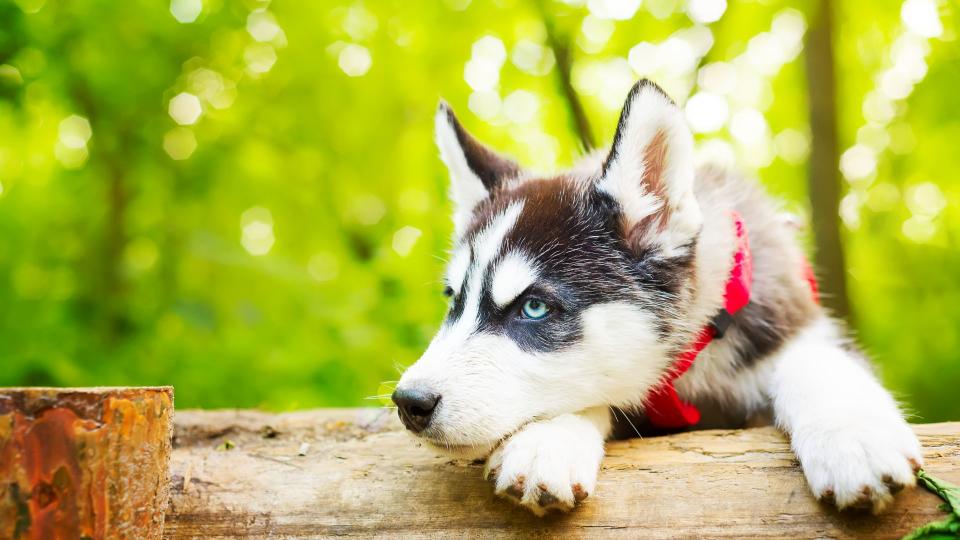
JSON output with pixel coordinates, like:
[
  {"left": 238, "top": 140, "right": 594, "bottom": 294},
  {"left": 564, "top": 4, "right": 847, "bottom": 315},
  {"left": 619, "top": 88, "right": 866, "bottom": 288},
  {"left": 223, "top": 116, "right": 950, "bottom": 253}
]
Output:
[{"left": 394, "top": 80, "right": 922, "bottom": 516}]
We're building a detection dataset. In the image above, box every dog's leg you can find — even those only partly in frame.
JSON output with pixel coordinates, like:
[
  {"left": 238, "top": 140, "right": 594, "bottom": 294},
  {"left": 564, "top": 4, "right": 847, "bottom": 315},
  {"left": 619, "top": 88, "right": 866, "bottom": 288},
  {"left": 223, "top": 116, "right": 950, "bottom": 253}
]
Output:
[
  {"left": 765, "top": 316, "right": 923, "bottom": 513},
  {"left": 484, "top": 406, "right": 610, "bottom": 516}
]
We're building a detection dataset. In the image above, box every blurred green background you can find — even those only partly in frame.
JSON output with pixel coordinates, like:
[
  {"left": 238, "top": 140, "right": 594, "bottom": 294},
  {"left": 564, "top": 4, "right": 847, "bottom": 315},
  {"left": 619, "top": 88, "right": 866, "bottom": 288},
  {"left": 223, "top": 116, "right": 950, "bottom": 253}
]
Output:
[{"left": 0, "top": 0, "right": 957, "bottom": 420}]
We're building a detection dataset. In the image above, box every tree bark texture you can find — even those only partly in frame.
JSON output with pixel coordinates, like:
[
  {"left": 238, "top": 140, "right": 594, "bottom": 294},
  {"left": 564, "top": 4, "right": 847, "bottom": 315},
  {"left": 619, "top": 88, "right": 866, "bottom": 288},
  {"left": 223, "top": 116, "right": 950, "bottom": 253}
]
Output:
[{"left": 165, "top": 408, "right": 960, "bottom": 539}]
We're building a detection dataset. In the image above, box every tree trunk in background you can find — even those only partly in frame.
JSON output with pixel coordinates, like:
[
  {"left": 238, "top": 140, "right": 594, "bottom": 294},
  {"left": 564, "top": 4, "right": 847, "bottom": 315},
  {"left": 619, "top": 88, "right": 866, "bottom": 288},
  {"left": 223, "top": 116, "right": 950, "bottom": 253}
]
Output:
[
  {"left": 102, "top": 157, "right": 129, "bottom": 342},
  {"left": 535, "top": 0, "right": 595, "bottom": 151},
  {"left": 804, "top": 0, "right": 852, "bottom": 323}
]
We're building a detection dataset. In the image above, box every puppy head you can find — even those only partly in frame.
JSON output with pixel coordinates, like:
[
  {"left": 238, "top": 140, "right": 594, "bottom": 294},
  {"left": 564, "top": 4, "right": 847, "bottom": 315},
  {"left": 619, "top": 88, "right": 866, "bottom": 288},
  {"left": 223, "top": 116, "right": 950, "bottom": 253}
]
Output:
[{"left": 394, "top": 80, "right": 703, "bottom": 457}]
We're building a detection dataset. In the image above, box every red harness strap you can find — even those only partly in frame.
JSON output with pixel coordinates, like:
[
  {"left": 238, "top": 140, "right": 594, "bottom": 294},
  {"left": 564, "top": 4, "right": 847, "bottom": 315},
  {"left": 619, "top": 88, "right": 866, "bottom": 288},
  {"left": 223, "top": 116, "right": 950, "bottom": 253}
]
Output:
[
  {"left": 644, "top": 213, "right": 821, "bottom": 429},
  {"left": 644, "top": 212, "right": 754, "bottom": 429}
]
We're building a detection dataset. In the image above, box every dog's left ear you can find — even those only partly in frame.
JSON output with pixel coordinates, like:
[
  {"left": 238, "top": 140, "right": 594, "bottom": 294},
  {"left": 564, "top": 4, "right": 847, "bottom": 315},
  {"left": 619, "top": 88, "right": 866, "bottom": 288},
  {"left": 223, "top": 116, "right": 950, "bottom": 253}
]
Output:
[
  {"left": 435, "top": 101, "right": 521, "bottom": 236},
  {"left": 597, "top": 80, "right": 701, "bottom": 255}
]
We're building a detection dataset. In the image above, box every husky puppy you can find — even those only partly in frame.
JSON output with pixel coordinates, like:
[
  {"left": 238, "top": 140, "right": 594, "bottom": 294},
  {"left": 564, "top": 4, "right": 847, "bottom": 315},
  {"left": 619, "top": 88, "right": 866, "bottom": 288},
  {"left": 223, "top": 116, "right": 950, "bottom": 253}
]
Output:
[{"left": 393, "top": 80, "right": 922, "bottom": 516}]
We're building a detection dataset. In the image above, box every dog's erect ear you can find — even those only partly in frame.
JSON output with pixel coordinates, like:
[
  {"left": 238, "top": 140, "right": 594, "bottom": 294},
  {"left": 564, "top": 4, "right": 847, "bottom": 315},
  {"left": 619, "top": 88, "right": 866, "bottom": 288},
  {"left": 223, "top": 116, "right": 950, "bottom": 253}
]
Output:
[
  {"left": 597, "top": 80, "right": 701, "bottom": 255},
  {"left": 435, "top": 101, "right": 521, "bottom": 235}
]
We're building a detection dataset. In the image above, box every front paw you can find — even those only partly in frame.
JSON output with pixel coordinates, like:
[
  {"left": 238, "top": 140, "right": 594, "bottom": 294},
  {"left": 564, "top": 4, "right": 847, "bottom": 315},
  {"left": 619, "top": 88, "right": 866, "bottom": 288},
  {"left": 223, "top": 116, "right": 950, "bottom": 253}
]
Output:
[
  {"left": 483, "top": 416, "right": 605, "bottom": 516},
  {"left": 794, "top": 419, "right": 923, "bottom": 513}
]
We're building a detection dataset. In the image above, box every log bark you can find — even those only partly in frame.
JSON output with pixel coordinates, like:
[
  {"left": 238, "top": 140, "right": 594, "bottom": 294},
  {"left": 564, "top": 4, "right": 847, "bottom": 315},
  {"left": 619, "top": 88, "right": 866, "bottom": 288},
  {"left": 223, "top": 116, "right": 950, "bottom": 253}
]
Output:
[
  {"left": 165, "top": 408, "right": 960, "bottom": 539},
  {"left": 0, "top": 387, "right": 174, "bottom": 540}
]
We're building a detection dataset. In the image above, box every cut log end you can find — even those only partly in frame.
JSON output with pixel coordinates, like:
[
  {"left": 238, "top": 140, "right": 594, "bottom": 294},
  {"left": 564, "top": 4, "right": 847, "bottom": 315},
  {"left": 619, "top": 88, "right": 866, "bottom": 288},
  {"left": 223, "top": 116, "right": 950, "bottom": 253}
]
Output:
[{"left": 0, "top": 387, "right": 174, "bottom": 540}]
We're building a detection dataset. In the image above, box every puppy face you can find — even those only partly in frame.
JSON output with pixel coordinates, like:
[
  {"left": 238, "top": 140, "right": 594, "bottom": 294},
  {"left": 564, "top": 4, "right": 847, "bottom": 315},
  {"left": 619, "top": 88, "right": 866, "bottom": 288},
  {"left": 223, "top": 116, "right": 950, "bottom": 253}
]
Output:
[{"left": 395, "top": 81, "right": 702, "bottom": 456}]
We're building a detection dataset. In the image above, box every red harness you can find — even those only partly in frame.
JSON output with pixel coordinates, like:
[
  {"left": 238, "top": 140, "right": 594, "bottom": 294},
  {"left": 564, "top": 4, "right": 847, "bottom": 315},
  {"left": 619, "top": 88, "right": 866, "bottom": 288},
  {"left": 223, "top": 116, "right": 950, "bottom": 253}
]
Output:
[{"left": 644, "top": 212, "right": 819, "bottom": 429}]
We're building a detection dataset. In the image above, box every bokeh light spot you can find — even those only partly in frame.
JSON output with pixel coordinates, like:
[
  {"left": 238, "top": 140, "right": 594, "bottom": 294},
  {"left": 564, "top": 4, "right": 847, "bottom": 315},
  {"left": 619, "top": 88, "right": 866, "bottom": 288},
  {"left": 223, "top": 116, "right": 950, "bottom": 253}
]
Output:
[
  {"left": 906, "top": 182, "right": 946, "bottom": 217},
  {"left": 773, "top": 129, "right": 810, "bottom": 165},
  {"left": 502, "top": 90, "right": 539, "bottom": 124},
  {"left": 901, "top": 0, "right": 942, "bottom": 38},
  {"left": 15, "top": 0, "right": 45, "bottom": 14},
  {"left": 840, "top": 192, "right": 862, "bottom": 229},
  {"left": 392, "top": 226, "right": 422, "bottom": 257},
  {"left": 350, "top": 195, "right": 386, "bottom": 225},
  {"left": 698, "top": 62, "right": 736, "bottom": 95},
  {"left": 55, "top": 142, "right": 88, "bottom": 169},
  {"left": 468, "top": 91, "right": 501, "bottom": 120},
  {"left": 247, "top": 10, "right": 282, "bottom": 42},
  {"left": 58, "top": 115, "right": 92, "bottom": 149},
  {"left": 695, "top": 138, "right": 736, "bottom": 169},
  {"left": 627, "top": 42, "right": 658, "bottom": 75},
  {"left": 170, "top": 0, "right": 202, "bottom": 23},
  {"left": 338, "top": 44, "right": 372, "bottom": 77},
  {"left": 53, "top": 114, "right": 93, "bottom": 169},
  {"left": 163, "top": 127, "right": 197, "bottom": 160},
  {"left": 241, "top": 206, "right": 276, "bottom": 256},
  {"left": 464, "top": 36, "right": 506, "bottom": 91},
  {"left": 686, "top": 0, "right": 727, "bottom": 24},
  {"left": 168, "top": 92, "right": 203, "bottom": 125},
  {"left": 342, "top": 4, "right": 379, "bottom": 41},
  {"left": 188, "top": 68, "right": 236, "bottom": 110},
  {"left": 659, "top": 36, "right": 696, "bottom": 76},
  {"left": 902, "top": 215, "right": 936, "bottom": 242},
  {"left": 839, "top": 144, "right": 877, "bottom": 181},
  {"left": 729, "top": 108, "right": 768, "bottom": 146},
  {"left": 862, "top": 91, "right": 896, "bottom": 124},
  {"left": 511, "top": 40, "right": 555, "bottom": 76},
  {"left": 245, "top": 43, "right": 278, "bottom": 75},
  {"left": 0, "top": 64, "right": 24, "bottom": 86},
  {"left": 586, "top": 0, "right": 640, "bottom": 20},
  {"left": 573, "top": 57, "right": 635, "bottom": 110},
  {"left": 685, "top": 92, "right": 728, "bottom": 133},
  {"left": 579, "top": 15, "right": 615, "bottom": 53}
]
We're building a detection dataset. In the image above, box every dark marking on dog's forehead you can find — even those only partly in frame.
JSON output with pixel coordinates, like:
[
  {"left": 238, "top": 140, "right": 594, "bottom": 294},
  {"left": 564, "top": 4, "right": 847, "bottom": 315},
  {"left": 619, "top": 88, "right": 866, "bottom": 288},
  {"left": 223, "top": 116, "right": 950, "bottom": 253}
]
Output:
[
  {"left": 465, "top": 176, "right": 612, "bottom": 261},
  {"left": 462, "top": 174, "right": 696, "bottom": 299},
  {"left": 449, "top": 173, "right": 701, "bottom": 353}
]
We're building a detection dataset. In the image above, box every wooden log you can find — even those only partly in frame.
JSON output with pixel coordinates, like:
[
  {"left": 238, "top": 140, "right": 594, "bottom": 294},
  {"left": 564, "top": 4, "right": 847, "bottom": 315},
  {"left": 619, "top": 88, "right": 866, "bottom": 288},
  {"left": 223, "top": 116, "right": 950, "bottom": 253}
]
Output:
[
  {"left": 165, "top": 408, "right": 960, "bottom": 539},
  {"left": 0, "top": 387, "right": 174, "bottom": 540}
]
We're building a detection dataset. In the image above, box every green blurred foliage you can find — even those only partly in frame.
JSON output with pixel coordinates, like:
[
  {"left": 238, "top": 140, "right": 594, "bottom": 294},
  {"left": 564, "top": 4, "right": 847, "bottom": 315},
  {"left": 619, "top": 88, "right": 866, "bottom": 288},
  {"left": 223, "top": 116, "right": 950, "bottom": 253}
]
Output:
[{"left": 0, "top": 0, "right": 957, "bottom": 419}]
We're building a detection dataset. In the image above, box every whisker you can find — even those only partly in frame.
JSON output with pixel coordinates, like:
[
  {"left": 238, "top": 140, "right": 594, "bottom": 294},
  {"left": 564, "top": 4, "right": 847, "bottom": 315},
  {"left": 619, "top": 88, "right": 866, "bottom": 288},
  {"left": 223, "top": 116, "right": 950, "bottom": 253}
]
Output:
[{"left": 615, "top": 405, "right": 643, "bottom": 440}]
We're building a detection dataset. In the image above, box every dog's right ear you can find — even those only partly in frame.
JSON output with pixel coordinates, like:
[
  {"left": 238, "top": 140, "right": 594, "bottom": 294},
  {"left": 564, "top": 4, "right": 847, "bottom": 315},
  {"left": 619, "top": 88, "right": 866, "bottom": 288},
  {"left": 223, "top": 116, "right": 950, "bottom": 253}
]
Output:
[{"left": 435, "top": 101, "right": 520, "bottom": 236}]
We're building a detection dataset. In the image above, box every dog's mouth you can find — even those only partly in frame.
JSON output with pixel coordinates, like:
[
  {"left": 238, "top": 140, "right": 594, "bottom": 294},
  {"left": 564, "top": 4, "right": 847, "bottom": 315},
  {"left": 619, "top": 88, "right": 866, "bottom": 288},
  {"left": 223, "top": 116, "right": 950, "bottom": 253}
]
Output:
[
  {"left": 415, "top": 415, "right": 541, "bottom": 459},
  {"left": 419, "top": 437, "right": 493, "bottom": 459}
]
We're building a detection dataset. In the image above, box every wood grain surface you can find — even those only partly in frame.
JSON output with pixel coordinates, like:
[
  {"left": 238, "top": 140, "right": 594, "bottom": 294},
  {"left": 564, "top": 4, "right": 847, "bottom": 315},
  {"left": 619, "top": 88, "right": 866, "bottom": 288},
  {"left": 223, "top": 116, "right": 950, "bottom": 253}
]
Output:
[{"left": 165, "top": 408, "right": 960, "bottom": 539}]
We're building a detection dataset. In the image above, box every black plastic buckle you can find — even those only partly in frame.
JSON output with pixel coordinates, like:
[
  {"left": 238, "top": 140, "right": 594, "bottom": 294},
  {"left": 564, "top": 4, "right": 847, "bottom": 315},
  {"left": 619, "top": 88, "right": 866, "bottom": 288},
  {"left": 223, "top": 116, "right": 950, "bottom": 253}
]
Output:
[{"left": 710, "top": 309, "right": 735, "bottom": 339}]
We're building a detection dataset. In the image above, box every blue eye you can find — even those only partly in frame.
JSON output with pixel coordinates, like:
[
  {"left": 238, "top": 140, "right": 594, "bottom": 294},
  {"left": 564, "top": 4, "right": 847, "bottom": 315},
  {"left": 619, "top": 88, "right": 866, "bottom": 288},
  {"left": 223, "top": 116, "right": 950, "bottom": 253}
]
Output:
[{"left": 521, "top": 298, "right": 550, "bottom": 320}]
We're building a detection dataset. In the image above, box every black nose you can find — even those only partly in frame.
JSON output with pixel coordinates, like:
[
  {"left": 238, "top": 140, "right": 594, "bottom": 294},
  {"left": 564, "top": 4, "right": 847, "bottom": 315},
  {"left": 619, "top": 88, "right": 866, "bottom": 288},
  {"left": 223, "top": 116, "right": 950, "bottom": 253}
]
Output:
[{"left": 391, "top": 388, "right": 440, "bottom": 433}]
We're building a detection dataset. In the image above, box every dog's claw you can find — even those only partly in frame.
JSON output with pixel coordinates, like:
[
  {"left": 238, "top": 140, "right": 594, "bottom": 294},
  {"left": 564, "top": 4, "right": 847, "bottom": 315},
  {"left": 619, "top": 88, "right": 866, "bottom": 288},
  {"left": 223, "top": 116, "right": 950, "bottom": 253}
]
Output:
[
  {"left": 536, "top": 485, "right": 560, "bottom": 507},
  {"left": 572, "top": 483, "right": 589, "bottom": 503},
  {"left": 504, "top": 476, "right": 525, "bottom": 499}
]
